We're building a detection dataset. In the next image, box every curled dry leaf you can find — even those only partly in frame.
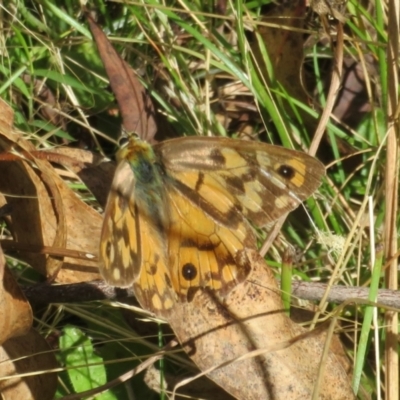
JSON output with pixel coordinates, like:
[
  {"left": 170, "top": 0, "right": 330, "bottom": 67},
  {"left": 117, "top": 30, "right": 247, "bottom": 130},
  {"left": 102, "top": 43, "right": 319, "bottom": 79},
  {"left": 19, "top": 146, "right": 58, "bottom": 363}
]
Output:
[
  {"left": 86, "top": 12, "right": 158, "bottom": 143},
  {"left": 168, "top": 250, "right": 355, "bottom": 400},
  {"left": 0, "top": 244, "right": 32, "bottom": 344},
  {"left": 0, "top": 328, "right": 58, "bottom": 400},
  {"left": 0, "top": 244, "right": 57, "bottom": 399},
  {"left": 0, "top": 99, "right": 102, "bottom": 283}
]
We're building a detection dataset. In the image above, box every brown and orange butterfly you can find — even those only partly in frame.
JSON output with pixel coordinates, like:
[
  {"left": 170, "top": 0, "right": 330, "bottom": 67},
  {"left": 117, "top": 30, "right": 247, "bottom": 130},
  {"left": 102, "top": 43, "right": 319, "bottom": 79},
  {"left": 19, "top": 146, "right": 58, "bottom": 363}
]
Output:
[{"left": 99, "top": 134, "right": 325, "bottom": 317}]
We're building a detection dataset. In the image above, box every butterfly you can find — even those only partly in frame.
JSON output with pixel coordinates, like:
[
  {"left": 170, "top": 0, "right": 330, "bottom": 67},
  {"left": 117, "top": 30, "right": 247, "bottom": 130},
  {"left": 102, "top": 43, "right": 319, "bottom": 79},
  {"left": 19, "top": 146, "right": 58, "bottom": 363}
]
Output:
[{"left": 99, "top": 134, "right": 325, "bottom": 317}]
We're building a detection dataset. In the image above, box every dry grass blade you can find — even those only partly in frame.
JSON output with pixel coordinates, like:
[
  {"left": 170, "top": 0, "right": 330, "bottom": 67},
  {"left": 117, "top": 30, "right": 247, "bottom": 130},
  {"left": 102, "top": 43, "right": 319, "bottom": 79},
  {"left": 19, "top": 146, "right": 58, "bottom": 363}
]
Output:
[{"left": 383, "top": 0, "right": 399, "bottom": 398}]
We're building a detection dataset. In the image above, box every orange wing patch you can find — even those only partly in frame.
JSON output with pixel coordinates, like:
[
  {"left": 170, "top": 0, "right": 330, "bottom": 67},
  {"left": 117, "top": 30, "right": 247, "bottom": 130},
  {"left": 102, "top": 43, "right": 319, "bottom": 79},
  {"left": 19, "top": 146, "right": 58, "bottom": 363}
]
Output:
[{"left": 166, "top": 180, "right": 253, "bottom": 300}]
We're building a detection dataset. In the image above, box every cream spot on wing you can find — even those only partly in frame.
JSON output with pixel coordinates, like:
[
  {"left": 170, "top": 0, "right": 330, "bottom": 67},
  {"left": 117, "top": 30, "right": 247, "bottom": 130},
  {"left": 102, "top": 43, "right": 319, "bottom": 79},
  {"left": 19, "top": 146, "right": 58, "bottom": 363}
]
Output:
[
  {"left": 151, "top": 293, "right": 162, "bottom": 311},
  {"left": 164, "top": 297, "right": 174, "bottom": 310},
  {"left": 220, "top": 148, "right": 247, "bottom": 168},
  {"left": 274, "top": 194, "right": 295, "bottom": 209},
  {"left": 221, "top": 263, "right": 236, "bottom": 284},
  {"left": 107, "top": 217, "right": 114, "bottom": 232},
  {"left": 110, "top": 243, "right": 115, "bottom": 263},
  {"left": 237, "top": 194, "right": 259, "bottom": 213},
  {"left": 256, "top": 151, "right": 272, "bottom": 167},
  {"left": 113, "top": 268, "right": 121, "bottom": 281},
  {"left": 237, "top": 181, "right": 263, "bottom": 212},
  {"left": 245, "top": 180, "right": 263, "bottom": 194}
]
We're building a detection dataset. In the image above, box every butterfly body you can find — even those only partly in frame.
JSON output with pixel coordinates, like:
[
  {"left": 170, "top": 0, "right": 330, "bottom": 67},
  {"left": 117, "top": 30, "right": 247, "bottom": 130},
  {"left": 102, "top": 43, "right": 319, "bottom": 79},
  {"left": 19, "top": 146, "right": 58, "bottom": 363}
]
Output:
[
  {"left": 99, "top": 135, "right": 325, "bottom": 317},
  {"left": 121, "top": 137, "right": 169, "bottom": 234}
]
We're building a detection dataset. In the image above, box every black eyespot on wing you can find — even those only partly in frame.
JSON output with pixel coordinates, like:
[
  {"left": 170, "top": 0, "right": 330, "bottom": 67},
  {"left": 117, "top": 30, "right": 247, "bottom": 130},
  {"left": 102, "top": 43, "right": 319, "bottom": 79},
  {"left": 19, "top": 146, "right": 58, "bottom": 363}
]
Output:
[
  {"left": 182, "top": 263, "right": 198, "bottom": 281},
  {"left": 277, "top": 164, "right": 295, "bottom": 180}
]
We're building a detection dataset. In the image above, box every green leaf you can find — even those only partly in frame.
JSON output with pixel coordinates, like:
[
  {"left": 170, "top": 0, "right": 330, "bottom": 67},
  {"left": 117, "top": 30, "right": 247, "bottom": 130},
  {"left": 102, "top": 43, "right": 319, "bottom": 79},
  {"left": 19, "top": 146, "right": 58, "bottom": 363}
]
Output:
[{"left": 60, "top": 326, "right": 114, "bottom": 399}]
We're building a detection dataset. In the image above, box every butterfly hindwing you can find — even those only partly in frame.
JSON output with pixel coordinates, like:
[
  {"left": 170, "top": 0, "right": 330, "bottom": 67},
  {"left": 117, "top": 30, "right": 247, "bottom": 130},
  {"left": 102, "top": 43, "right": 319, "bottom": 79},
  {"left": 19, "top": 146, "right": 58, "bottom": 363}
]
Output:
[{"left": 166, "top": 178, "right": 253, "bottom": 300}]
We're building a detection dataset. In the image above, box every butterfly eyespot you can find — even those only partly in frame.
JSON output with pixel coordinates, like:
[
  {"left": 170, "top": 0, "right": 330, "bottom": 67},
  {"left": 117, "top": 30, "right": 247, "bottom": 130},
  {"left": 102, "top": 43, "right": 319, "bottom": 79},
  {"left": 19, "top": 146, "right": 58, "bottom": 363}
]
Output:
[
  {"left": 277, "top": 164, "right": 296, "bottom": 179},
  {"left": 182, "top": 263, "right": 197, "bottom": 281}
]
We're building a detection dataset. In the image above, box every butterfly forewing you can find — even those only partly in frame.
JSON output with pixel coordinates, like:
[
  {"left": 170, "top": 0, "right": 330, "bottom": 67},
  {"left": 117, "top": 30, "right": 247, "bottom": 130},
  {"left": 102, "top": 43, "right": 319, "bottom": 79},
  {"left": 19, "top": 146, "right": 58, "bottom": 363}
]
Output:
[
  {"left": 99, "top": 161, "right": 139, "bottom": 286},
  {"left": 158, "top": 137, "right": 325, "bottom": 227},
  {"left": 132, "top": 207, "right": 177, "bottom": 316}
]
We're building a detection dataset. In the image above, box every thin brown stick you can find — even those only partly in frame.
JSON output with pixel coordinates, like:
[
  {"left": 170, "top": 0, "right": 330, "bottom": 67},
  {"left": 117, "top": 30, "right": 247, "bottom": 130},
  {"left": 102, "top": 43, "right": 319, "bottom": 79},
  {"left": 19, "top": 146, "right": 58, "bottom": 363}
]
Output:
[
  {"left": 22, "top": 280, "right": 135, "bottom": 305},
  {"left": 22, "top": 279, "right": 400, "bottom": 310},
  {"left": 0, "top": 240, "right": 97, "bottom": 261},
  {"left": 290, "top": 281, "right": 400, "bottom": 309}
]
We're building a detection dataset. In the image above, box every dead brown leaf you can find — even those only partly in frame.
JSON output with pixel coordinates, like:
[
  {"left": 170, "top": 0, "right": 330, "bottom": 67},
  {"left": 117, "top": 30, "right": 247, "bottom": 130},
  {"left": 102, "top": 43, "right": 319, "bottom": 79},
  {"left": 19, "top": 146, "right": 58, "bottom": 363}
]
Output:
[
  {"left": 0, "top": 99, "right": 102, "bottom": 283},
  {"left": 0, "top": 244, "right": 32, "bottom": 344},
  {"left": 168, "top": 250, "right": 355, "bottom": 399},
  {"left": 86, "top": 12, "right": 158, "bottom": 143},
  {"left": 0, "top": 328, "right": 57, "bottom": 400},
  {"left": 0, "top": 242, "right": 57, "bottom": 399}
]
